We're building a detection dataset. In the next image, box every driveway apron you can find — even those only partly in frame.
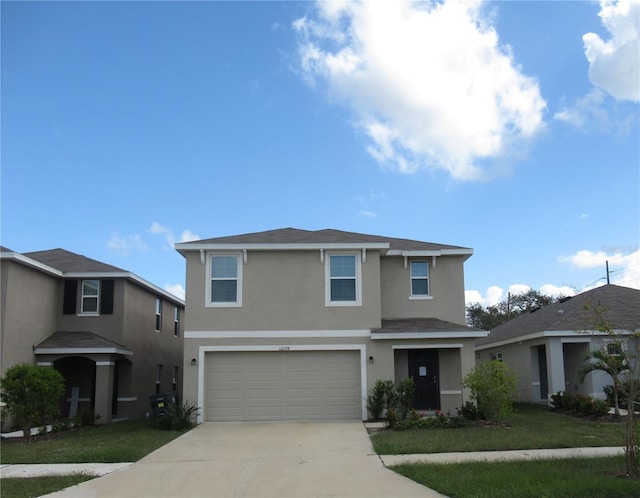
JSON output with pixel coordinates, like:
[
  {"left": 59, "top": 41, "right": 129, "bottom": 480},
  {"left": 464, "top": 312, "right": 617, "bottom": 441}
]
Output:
[{"left": 43, "top": 421, "right": 443, "bottom": 497}]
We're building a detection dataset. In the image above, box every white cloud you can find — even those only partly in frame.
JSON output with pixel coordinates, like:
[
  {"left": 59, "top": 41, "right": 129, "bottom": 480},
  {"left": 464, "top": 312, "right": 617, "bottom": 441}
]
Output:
[
  {"left": 164, "top": 283, "right": 185, "bottom": 301},
  {"left": 358, "top": 210, "right": 377, "bottom": 218},
  {"left": 553, "top": 89, "right": 612, "bottom": 129},
  {"left": 150, "top": 222, "right": 200, "bottom": 248},
  {"left": 583, "top": 0, "right": 640, "bottom": 102},
  {"left": 465, "top": 285, "right": 504, "bottom": 307},
  {"left": 106, "top": 232, "right": 147, "bottom": 256},
  {"left": 539, "top": 284, "right": 578, "bottom": 298},
  {"left": 466, "top": 283, "right": 578, "bottom": 307},
  {"left": 560, "top": 248, "right": 640, "bottom": 289},
  {"left": 293, "top": 0, "right": 546, "bottom": 181}
]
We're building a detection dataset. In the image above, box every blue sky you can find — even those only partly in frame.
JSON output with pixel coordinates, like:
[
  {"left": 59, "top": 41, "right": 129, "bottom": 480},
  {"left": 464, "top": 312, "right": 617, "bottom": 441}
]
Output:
[{"left": 2, "top": 0, "right": 639, "bottom": 306}]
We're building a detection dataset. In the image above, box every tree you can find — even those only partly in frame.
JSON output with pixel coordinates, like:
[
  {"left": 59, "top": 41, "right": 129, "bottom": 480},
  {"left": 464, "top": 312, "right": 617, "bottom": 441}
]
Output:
[
  {"left": 0, "top": 364, "right": 65, "bottom": 437},
  {"left": 466, "top": 289, "right": 564, "bottom": 329},
  {"left": 463, "top": 360, "right": 518, "bottom": 422},
  {"left": 578, "top": 347, "right": 627, "bottom": 417},
  {"left": 578, "top": 302, "right": 639, "bottom": 478}
]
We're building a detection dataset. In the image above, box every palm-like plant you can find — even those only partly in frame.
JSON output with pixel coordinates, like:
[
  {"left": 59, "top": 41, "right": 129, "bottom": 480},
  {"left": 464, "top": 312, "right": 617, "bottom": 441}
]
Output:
[{"left": 578, "top": 346, "right": 628, "bottom": 417}]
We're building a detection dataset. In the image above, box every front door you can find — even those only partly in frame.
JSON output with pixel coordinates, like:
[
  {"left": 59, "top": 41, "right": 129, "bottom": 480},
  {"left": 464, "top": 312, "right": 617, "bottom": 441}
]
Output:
[{"left": 408, "top": 350, "right": 440, "bottom": 410}]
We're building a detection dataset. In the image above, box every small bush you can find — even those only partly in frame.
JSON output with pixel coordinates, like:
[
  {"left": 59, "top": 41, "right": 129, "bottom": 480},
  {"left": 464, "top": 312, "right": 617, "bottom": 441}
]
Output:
[
  {"left": 0, "top": 364, "right": 65, "bottom": 436},
  {"left": 550, "top": 391, "right": 611, "bottom": 418},
  {"left": 463, "top": 360, "right": 518, "bottom": 422},
  {"left": 590, "top": 398, "right": 610, "bottom": 417},
  {"left": 457, "top": 401, "right": 483, "bottom": 421},
  {"left": 75, "top": 409, "right": 96, "bottom": 427},
  {"left": 395, "top": 378, "right": 415, "bottom": 420},
  {"left": 155, "top": 401, "right": 200, "bottom": 431},
  {"left": 366, "top": 380, "right": 394, "bottom": 420}
]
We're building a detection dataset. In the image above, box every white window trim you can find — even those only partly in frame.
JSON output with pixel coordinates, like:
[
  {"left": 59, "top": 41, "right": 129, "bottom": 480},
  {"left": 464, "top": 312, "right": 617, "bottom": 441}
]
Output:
[
  {"left": 80, "top": 279, "right": 100, "bottom": 315},
  {"left": 155, "top": 297, "right": 163, "bottom": 332},
  {"left": 325, "top": 252, "right": 362, "bottom": 307},
  {"left": 409, "top": 260, "right": 431, "bottom": 300},
  {"left": 206, "top": 252, "right": 243, "bottom": 308}
]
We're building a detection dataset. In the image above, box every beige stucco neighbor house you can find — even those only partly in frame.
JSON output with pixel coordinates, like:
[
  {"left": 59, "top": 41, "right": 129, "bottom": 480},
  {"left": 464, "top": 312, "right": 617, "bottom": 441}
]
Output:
[
  {"left": 176, "top": 228, "right": 486, "bottom": 422},
  {"left": 475, "top": 284, "right": 640, "bottom": 403},
  {"left": 0, "top": 247, "right": 184, "bottom": 425}
]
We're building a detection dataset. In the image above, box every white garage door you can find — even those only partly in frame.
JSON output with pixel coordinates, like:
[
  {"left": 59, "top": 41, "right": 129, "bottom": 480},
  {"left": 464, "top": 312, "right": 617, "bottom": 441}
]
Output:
[{"left": 205, "top": 350, "right": 361, "bottom": 421}]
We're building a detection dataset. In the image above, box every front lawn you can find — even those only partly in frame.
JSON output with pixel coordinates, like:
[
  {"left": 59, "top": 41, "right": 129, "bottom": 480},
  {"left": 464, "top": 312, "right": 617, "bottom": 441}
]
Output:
[
  {"left": 0, "top": 419, "right": 187, "bottom": 464},
  {"left": 371, "top": 403, "right": 628, "bottom": 455},
  {"left": 392, "top": 456, "right": 639, "bottom": 498},
  {"left": 1, "top": 474, "right": 96, "bottom": 498}
]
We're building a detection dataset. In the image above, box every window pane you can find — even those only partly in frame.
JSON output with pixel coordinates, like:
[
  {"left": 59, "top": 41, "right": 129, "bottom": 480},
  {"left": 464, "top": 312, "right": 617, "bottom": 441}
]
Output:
[
  {"left": 211, "top": 280, "right": 237, "bottom": 302},
  {"left": 412, "top": 279, "right": 429, "bottom": 296},
  {"left": 330, "top": 255, "right": 356, "bottom": 277},
  {"left": 331, "top": 279, "right": 356, "bottom": 301},
  {"left": 411, "top": 261, "right": 428, "bottom": 277},
  {"left": 211, "top": 256, "right": 237, "bottom": 278},
  {"left": 83, "top": 280, "right": 99, "bottom": 296},
  {"left": 82, "top": 297, "right": 98, "bottom": 313}
]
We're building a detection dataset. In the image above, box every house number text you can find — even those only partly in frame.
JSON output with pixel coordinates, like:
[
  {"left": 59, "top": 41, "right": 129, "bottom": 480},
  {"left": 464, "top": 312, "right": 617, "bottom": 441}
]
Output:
[{"left": 279, "top": 346, "right": 290, "bottom": 351}]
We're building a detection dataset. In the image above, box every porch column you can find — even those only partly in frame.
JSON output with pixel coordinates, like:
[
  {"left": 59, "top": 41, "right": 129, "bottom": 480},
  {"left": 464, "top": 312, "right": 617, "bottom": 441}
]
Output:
[
  {"left": 545, "top": 338, "right": 566, "bottom": 399},
  {"left": 94, "top": 361, "right": 115, "bottom": 425}
]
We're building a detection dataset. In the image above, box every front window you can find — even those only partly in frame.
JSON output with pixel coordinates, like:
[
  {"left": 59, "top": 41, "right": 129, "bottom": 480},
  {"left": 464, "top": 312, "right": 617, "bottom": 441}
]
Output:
[
  {"left": 208, "top": 254, "right": 242, "bottom": 306},
  {"left": 410, "top": 261, "right": 430, "bottom": 297},
  {"left": 326, "top": 253, "right": 361, "bottom": 306},
  {"left": 174, "top": 307, "right": 180, "bottom": 337},
  {"left": 81, "top": 280, "right": 100, "bottom": 314}
]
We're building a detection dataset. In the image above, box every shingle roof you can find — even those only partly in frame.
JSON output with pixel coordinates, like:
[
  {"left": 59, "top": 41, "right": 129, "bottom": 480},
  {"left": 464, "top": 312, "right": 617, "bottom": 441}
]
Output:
[
  {"left": 23, "top": 249, "right": 126, "bottom": 273},
  {"left": 476, "top": 284, "right": 640, "bottom": 347},
  {"left": 373, "top": 318, "right": 484, "bottom": 334},
  {"left": 34, "top": 331, "right": 131, "bottom": 353},
  {"left": 183, "top": 228, "right": 471, "bottom": 252}
]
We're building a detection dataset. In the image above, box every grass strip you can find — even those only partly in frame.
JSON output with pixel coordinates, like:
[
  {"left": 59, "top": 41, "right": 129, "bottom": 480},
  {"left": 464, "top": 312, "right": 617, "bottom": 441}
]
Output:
[
  {"left": 371, "top": 403, "right": 628, "bottom": 455},
  {"left": 0, "top": 474, "right": 96, "bottom": 498},
  {"left": 392, "top": 456, "right": 639, "bottom": 498},
  {"left": 0, "top": 419, "right": 187, "bottom": 464}
]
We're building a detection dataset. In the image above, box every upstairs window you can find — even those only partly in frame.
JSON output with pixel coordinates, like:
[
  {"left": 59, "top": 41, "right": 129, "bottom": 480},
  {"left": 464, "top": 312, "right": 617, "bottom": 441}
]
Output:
[
  {"left": 81, "top": 280, "right": 100, "bottom": 314},
  {"left": 208, "top": 254, "right": 242, "bottom": 306},
  {"left": 410, "top": 261, "right": 430, "bottom": 298},
  {"left": 174, "top": 307, "right": 180, "bottom": 337},
  {"left": 326, "top": 253, "right": 361, "bottom": 306},
  {"left": 155, "top": 297, "right": 162, "bottom": 331}
]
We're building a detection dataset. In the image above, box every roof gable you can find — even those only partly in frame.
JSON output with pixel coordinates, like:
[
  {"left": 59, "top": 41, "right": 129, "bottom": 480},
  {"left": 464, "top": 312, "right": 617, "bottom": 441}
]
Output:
[{"left": 477, "top": 284, "right": 640, "bottom": 347}]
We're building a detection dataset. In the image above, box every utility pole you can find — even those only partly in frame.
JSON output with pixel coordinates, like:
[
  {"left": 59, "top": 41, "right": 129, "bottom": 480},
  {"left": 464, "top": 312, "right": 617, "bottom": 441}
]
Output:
[{"left": 606, "top": 260, "right": 610, "bottom": 285}]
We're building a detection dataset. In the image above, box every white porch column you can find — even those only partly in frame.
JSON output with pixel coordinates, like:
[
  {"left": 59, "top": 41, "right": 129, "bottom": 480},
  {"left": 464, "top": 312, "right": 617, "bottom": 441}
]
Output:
[{"left": 546, "top": 338, "right": 566, "bottom": 398}]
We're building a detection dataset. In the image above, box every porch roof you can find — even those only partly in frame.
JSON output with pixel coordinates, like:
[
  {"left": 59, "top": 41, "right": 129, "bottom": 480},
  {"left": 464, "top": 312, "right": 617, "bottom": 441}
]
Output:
[
  {"left": 34, "top": 331, "right": 133, "bottom": 356},
  {"left": 371, "top": 318, "right": 487, "bottom": 339}
]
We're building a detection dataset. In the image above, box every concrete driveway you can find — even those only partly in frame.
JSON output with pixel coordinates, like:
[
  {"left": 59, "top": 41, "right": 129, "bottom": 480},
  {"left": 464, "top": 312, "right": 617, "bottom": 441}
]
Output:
[{"left": 44, "top": 421, "right": 443, "bottom": 497}]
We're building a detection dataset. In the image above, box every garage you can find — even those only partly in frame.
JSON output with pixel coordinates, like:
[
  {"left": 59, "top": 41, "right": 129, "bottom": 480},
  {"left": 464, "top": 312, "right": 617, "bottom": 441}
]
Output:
[{"left": 204, "top": 350, "right": 362, "bottom": 421}]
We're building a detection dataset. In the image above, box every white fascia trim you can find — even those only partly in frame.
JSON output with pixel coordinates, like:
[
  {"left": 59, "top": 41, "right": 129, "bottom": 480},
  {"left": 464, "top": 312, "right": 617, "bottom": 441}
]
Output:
[
  {"left": 474, "top": 329, "right": 626, "bottom": 351},
  {"left": 441, "top": 390, "right": 463, "bottom": 395},
  {"left": 34, "top": 347, "right": 133, "bottom": 356},
  {"left": 373, "top": 331, "right": 487, "bottom": 340},
  {"left": 185, "top": 330, "right": 371, "bottom": 339},
  {"left": 386, "top": 249, "right": 474, "bottom": 257},
  {"left": 176, "top": 242, "right": 389, "bottom": 251},
  {"left": 196, "top": 344, "right": 368, "bottom": 423},
  {"left": 392, "top": 343, "right": 464, "bottom": 349}
]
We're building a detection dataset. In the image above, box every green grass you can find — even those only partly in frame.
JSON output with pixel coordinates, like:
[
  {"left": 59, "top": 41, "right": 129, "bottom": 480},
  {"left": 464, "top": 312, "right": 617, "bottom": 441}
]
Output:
[
  {"left": 0, "top": 474, "right": 95, "bottom": 498},
  {"left": 392, "top": 456, "right": 640, "bottom": 498},
  {"left": 0, "top": 419, "right": 188, "bottom": 464},
  {"left": 371, "top": 403, "right": 628, "bottom": 455}
]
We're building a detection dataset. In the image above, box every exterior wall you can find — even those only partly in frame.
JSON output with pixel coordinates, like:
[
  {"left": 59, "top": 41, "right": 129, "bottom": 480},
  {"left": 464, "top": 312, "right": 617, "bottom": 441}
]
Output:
[
  {"left": 0, "top": 261, "right": 58, "bottom": 376},
  {"left": 185, "top": 250, "right": 382, "bottom": 332},
  {"left": 477, "top": 341, "right": 534, "bottom": 402},
  {"left": 380, "top": 255, "right": 467, "bottom": 323},
  {"left": 121, "top": 281, "right": 184, "bottom": 418}
]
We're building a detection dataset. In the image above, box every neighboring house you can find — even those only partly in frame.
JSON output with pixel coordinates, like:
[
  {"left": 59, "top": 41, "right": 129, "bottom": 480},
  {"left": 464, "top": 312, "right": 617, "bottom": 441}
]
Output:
[
  {"left": 0, "top": 247, "right": 184, "bottom": 425},
  {"left": 176, "top": 228, "right": 486, "bottom": 422},
  {"left": 475, "top": 284, "right": 640, "bottom": 403}
]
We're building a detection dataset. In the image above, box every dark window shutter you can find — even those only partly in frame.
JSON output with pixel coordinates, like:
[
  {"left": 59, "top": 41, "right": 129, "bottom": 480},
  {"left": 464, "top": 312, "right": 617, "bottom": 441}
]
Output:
[
  {"left": 63, "top": 280, "right": 77, "bottom": 314},
  {"left": 100, "top": 280, "right": 114, "bottom": 315}
]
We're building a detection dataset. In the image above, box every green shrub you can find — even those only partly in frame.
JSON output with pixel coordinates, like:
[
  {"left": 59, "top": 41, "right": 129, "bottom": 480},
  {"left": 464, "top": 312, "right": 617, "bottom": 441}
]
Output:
[
  {"left": 155, "top": 401, "right": 200, "bottom": 431},
  {"left": 457, "top": 401, "right": 483, "bottom": 421},
  {"left": 75, "top": 409, "right": 96, "bottom": 427},
  {"left": 395, "top": 378, "right": 415, "bottom": 420},
  {"left": 0, "top": 364, "right": 65, "bottom": 436},
  {"left": 366, "top": 379, "right": 394, "bottom": 420},
  {"left": 463, "top": 360, "right": 518, "bottom": 422},
  {"left": 590, "top": 398, "right": 610, "bottom": 417}
]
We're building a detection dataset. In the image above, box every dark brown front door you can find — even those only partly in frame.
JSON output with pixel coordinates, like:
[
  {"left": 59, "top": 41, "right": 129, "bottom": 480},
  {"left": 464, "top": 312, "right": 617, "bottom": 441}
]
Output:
[{"left": 409, "top": 350, "right": 440, "bottom": 410}]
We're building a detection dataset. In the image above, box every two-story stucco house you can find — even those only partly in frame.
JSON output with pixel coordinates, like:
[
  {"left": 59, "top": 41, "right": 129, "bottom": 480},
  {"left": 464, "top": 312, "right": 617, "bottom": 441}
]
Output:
[
  {"left": 0, "top": 247, "right": 184, "bottom": 425},
  {"left": 176, "top": 228, "right": 486, "bottom": 422}
]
